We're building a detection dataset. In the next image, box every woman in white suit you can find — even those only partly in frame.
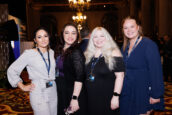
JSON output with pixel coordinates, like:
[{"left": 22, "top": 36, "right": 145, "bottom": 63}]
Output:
[{"left": 7, "top": 26, "right": 57, "bottom": 115}]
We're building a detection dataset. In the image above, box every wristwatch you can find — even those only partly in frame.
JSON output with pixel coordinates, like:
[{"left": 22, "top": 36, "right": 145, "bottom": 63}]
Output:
[
  {"left": 72, "top": 95, "right": 78, "bottom": 100},
  {"left": 113, "top": 92, "right": 120, "bottom": 96}
]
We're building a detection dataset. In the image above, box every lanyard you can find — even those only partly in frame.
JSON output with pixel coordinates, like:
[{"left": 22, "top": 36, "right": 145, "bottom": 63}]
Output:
[
  {"left": 90, "top": 54, "right": 102, "bottom": 73},
  {"left": 37, "top": 48, "right": 51, "bottom": 76},
  {"left": 126, "top": 36, "right": 140, "bottom": 59}
]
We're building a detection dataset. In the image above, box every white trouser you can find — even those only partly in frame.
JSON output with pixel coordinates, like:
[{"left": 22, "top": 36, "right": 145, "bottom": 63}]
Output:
[{"left": 30, "top": 80, "right": 57, "bottom": 115}]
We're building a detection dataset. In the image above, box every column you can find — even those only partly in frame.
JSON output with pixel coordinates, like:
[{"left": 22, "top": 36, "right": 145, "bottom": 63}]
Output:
[
  {"left": 158, "top": 0, "right": 170, "bottom": 37},
  {"left": 130, "top": 0, "right": 138, "bottom": 17},
  {"left": 141, "top": 0, "right": 154, "bottom": 37}
]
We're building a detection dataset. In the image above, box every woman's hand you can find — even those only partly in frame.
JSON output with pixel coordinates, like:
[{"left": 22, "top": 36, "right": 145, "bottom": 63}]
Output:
[
  {"left": 69, "top": 99, "right": 80, "bottom": 113},
  {"left": 111, "top": 96, "right": 119, "bottom": 110},
  {"left": 149, "top": 97, "right": 160, "bottom": 104},
  {"left": 18, "top": 82, "right": 35, "bottom": 92}
]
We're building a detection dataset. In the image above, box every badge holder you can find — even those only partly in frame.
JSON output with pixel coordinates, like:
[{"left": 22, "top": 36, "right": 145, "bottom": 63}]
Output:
[
  {"left": 88, "top": 74, "right": 95, "bottom": 82},
  {"left": 46, "top": 81, "right": 53, "bottom": 88}
]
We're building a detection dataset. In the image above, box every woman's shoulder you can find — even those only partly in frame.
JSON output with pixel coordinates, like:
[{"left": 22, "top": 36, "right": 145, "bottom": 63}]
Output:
[
  {"left": 142, "top": 37, "right": 157, "bottom": 45},
  {"left": 18, "top": 49, "right": 37, "bottom": 59},
  {"left": 142, "top": 37, "right": 158, "bottom": 48},
  {"left": 71, "top": 48, "right": 85, "bottom": 60},
  {"left": 22, "top": 49, "right": 36, "bottom": 54},
  {"left": 72, "top": 47, "right": 82, "bottom": 54},
  {"left": 49, "top": 48, "right": 54, "bottom": 53},
  {"left": 110, "top": 50, "right": 124, "bottom": 63},
  {"left": 111, "top": 49, "right": 122, "bottom": 57}
]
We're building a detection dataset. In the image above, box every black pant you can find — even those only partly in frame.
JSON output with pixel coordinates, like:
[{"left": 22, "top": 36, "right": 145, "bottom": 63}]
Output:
[
  {"left": 55, "top": 77, "right": 68, "bottom": 115},
  {"left": 56, "top": 77, "right": 88, "bottom": 115}
]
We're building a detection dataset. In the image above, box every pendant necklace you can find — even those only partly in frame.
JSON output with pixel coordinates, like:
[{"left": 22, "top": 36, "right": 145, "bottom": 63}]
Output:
[{"left": 88, "top": 54, "right": 102, "bottom": 82}]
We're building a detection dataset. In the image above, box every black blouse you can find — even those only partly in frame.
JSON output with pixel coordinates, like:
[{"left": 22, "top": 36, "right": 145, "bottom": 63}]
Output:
[{"left": 63, "top": 48, "right": 86, "bottom": 87}]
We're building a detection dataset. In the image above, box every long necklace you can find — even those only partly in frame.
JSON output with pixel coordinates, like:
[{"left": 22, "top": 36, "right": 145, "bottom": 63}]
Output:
[{"left": 87, "top": 54, "right": 102, "bottom": 82}]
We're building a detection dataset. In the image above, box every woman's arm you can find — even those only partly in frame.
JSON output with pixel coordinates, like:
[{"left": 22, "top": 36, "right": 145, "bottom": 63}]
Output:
[
  {"left": 145, "top": 41, "right": 164, "bottom": 99},
  {"left": 145, "top": 40, "right": 164, "bottom": 110},
  {"left": 69, "top": 49, "right": 85, "bottom": 112},
  {"left": 70, "top": 81, "right": 82, "bottom": 112},
  {"left": 114, "top": 72, "right": 124, "bottom": 94},
  {"left": 111, "top": 49, "right": 125, "bottom": 110},
  {"left": 7, "top": 50, "right": 35, "bottom": 91},
  {"left": 111, "top": 72, "right": 124, "bottom": 110}
]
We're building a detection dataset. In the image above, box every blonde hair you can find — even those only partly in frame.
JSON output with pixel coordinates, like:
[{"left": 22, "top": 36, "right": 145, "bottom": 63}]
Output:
[
  {"left": 84, "top": 27, "right": 121, "bottom": 70},
  {"left": 122, "top": 16, "right": 143, "bottom": 51}
]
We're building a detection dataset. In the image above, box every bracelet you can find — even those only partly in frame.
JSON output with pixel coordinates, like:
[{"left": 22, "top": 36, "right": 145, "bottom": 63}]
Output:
[
  {"left": 113, "top": 92, "right": 120, "bottom": 96},
  {"left": 72, "top": 95, "right": 78, "bottom": 100}
]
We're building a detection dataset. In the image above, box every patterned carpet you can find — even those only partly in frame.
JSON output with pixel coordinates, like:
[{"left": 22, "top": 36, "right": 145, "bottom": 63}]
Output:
[
  {"left": 0, "top": 82, "right": 172, "bottom": 115},
  {"left": 0, "top": 88, "right": 33, "bottom": 115}
]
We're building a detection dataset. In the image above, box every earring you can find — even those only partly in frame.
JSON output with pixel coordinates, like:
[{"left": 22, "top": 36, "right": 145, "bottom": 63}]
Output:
[{"left": 34, "top": 41, "right": 37, "bottom": 48}]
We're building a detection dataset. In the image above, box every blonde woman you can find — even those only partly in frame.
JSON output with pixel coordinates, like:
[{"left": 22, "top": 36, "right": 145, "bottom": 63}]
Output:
[{"left": 84, "top": 27, "right": 125, "bottom": 115}]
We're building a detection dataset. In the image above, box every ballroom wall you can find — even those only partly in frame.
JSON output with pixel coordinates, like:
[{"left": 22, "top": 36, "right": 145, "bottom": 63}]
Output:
[
  {"left": 26, "top": 7, "right": 119, "bottom": 40},
  {"left": 26, "top": 0, "right": 172, "bottom": 41}
]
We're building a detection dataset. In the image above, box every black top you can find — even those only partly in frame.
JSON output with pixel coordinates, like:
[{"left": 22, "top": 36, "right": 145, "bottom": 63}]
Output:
[
  {"left": 85, "top": 56, "right": 125, "bottom": 115},
  {"left": 63, "top": 48, "right": 87, "bottom": 115},
  {"left": 63, "top": 48, "right": 86, "bottom": 87}
]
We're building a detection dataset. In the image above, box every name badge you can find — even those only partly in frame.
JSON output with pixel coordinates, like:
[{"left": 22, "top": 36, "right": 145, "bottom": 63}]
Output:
[
  {"left": 87, "top": 75, "right": 95, "bottom": 82},
  {"left": 46, "top": 81, "right": 53, "bottom": 88}
]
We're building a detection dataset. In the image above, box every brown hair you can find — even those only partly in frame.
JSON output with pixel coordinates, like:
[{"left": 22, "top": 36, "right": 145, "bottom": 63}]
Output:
[{"left": 54, "top": 22, "right": 79, "bottom": 58}]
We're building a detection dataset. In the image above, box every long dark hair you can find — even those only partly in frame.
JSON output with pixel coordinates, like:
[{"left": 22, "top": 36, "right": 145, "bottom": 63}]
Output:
[
  {"left": 54, "top": 23, "right": 79, "bottom": 58},
  {"left": 33, "top": 26, "right": 50, "bottom": 49}
]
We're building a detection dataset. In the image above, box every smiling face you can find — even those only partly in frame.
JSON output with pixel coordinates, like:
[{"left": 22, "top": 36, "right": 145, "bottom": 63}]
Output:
[
  {"left": 92, "top": 30, "right": 107, "bottom": 49},
  {"left": 123, "top": 19, "right": 139, "bottom": 39},
  {"left": 34, "top": 29, "right": 49, "bottom": 48},
  {"left": 63, "top": 25, "right": 77, "bottom": 47}
]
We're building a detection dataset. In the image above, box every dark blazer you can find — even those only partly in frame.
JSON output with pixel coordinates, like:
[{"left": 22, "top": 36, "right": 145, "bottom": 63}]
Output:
[{"left": 79, "top": 39, "right": 89, "bottom": 52}]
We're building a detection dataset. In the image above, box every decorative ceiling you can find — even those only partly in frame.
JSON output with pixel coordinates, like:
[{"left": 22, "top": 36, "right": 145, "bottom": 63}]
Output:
[
  {"left": 30, "top": 0, "right": 127, "bottom": 12},
  {"left": 0, "top": 0, "right": 128, "bottom": 21}
]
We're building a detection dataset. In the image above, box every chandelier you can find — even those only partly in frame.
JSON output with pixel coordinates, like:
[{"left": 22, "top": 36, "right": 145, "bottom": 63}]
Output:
[
  {"left": 72, "top": 12, "right": 87, "bottom": 24},
  {"left": 68, "top": 0, "right": 91, "bottom": 11},
  {"left": 72, "top": 12, "right": 87, "bottom": 32}
]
